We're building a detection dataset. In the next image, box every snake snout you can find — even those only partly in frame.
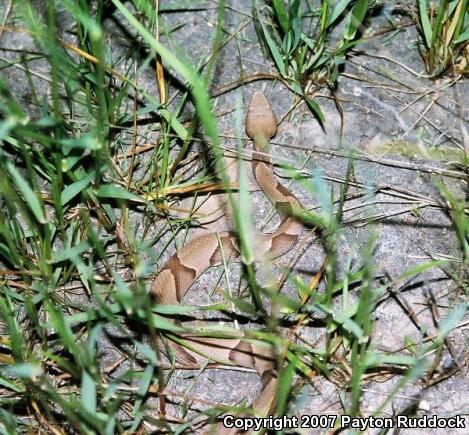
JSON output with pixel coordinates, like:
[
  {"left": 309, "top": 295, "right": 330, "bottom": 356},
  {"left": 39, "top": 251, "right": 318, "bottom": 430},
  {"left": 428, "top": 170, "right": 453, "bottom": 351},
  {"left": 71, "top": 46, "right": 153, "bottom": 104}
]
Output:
[{"left": 245, "top": 91, "right": 278, "bottom": 140}]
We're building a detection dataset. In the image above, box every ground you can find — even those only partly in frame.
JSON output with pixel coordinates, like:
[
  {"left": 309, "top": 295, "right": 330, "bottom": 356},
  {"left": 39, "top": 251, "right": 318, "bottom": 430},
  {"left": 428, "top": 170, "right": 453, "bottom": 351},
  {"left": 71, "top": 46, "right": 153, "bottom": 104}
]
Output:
[{"left": 0, "top": 1, "right": 467, "bottom": 434}]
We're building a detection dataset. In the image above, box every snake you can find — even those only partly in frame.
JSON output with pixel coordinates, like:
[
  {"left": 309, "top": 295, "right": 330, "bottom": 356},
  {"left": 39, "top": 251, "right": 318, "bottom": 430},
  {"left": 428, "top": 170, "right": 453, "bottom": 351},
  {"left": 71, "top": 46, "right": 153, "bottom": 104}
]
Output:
[{"left": 151, "top": 91, "right": 304, "bottom": 433}]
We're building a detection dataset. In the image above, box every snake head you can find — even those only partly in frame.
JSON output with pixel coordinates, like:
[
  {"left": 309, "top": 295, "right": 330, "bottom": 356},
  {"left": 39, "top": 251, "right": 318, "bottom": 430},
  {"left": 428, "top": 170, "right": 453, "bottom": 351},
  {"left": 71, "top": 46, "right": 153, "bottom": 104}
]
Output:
[{"left": 245, "top": 91, "right": 278, "bottom": 142}]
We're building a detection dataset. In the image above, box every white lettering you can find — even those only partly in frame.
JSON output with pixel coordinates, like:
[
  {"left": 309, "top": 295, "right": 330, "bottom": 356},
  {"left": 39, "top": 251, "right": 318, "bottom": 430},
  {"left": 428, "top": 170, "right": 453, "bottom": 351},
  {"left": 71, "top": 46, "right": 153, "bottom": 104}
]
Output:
[{"left": 223, "top": 415, "right": 234, "bottom": 428}]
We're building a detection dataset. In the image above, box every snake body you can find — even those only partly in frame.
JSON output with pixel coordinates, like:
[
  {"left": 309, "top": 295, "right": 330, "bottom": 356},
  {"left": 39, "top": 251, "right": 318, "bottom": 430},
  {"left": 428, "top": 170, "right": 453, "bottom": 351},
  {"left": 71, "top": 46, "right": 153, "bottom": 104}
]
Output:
[{"left": 151, "top": 92, "right": 303, "bottom": 432}]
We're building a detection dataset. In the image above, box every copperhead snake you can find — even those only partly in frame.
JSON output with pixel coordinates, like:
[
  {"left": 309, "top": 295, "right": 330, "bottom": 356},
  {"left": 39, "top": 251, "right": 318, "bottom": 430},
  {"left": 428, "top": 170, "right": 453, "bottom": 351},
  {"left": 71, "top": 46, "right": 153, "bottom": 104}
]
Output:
[{"left": 151, "top": 91, "right": 304, "bottom": 433}]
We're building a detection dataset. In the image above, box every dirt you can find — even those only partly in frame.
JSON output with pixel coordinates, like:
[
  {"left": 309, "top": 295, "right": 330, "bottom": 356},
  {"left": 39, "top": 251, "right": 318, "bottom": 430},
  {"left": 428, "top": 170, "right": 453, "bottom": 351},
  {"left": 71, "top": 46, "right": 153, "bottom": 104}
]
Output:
[{"left": 1, "top": 0, "right": 467, "bottom": 434}]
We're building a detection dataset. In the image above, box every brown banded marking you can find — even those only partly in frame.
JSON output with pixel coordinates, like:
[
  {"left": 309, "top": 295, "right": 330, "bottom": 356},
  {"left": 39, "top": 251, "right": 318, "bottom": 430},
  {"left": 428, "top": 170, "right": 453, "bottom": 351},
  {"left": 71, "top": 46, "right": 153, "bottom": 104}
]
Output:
[
  {"left": 269, "top": 230, "right": 300, "bottom": 257},
  {"left": 167, "top": 257, "right": 197, "bottom": 302},
  {"left": 228, "top": 340, "right": 256, "bottom": 367},
  {"left": 273, "top": 181, "right": 300, "bottom": 204},
  {"left": 252, "top": 160, "right": 301, "bottom": 209},
  {"left": 208, "top": 233, "right": 241, "bottom": 264}
]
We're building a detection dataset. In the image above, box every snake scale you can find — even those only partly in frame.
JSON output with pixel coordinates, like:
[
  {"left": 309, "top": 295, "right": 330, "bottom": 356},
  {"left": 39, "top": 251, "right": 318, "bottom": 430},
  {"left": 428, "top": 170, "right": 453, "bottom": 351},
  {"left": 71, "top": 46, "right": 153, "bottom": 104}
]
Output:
[{"left": 151, "top": 91, "right": 304, "bottom": 433}]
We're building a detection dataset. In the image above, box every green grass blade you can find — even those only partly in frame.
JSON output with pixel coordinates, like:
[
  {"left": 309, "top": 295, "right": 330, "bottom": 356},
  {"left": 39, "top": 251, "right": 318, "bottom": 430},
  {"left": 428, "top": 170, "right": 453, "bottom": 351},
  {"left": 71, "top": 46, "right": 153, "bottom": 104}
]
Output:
[
  {"left": 61, "top": 171, "right": 95, "bottom": 205},
  {"left": 5, "top": 161, "right": 46, "bottom": 224},
  {"left": 255, "top": 1, "right": 287, "bottom": 76},
  {"left": 431, "top": 0, "right": 450, "bottom": 46},
  {"left": 327, "top": 0, "right": 354, "bottom": 28},
  {"left": 81, "top": 370, "right": 97, "bottom": 415},
  {"left": 418, "top": 0, "right": 433, "bottom": 47},
  {"left": 128, "top": 364, "right": 154, "bottom": 432},
  {"left": 303, "top": 95, "right": 325, "bottom": 126},
  {"left": 276, "top": 360, "right": 295, "bottom": 415},
  {"left": 272, "top": 0, "right": 290, "bottom": 33},
  {"left": 50, "top": 239, "right": 91, "bottom": 264},
  {"left": 436, "top": 303, "right": 467, "bottom": 342},
  {"left": 454, "top": 29, "right": 469, "bottom": 43},
  {"left": 344, "top": 0, "right": 368, "bottom": 40},
  {"left": 96, "top": 185, "right": 145, "bottom": 203}
]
